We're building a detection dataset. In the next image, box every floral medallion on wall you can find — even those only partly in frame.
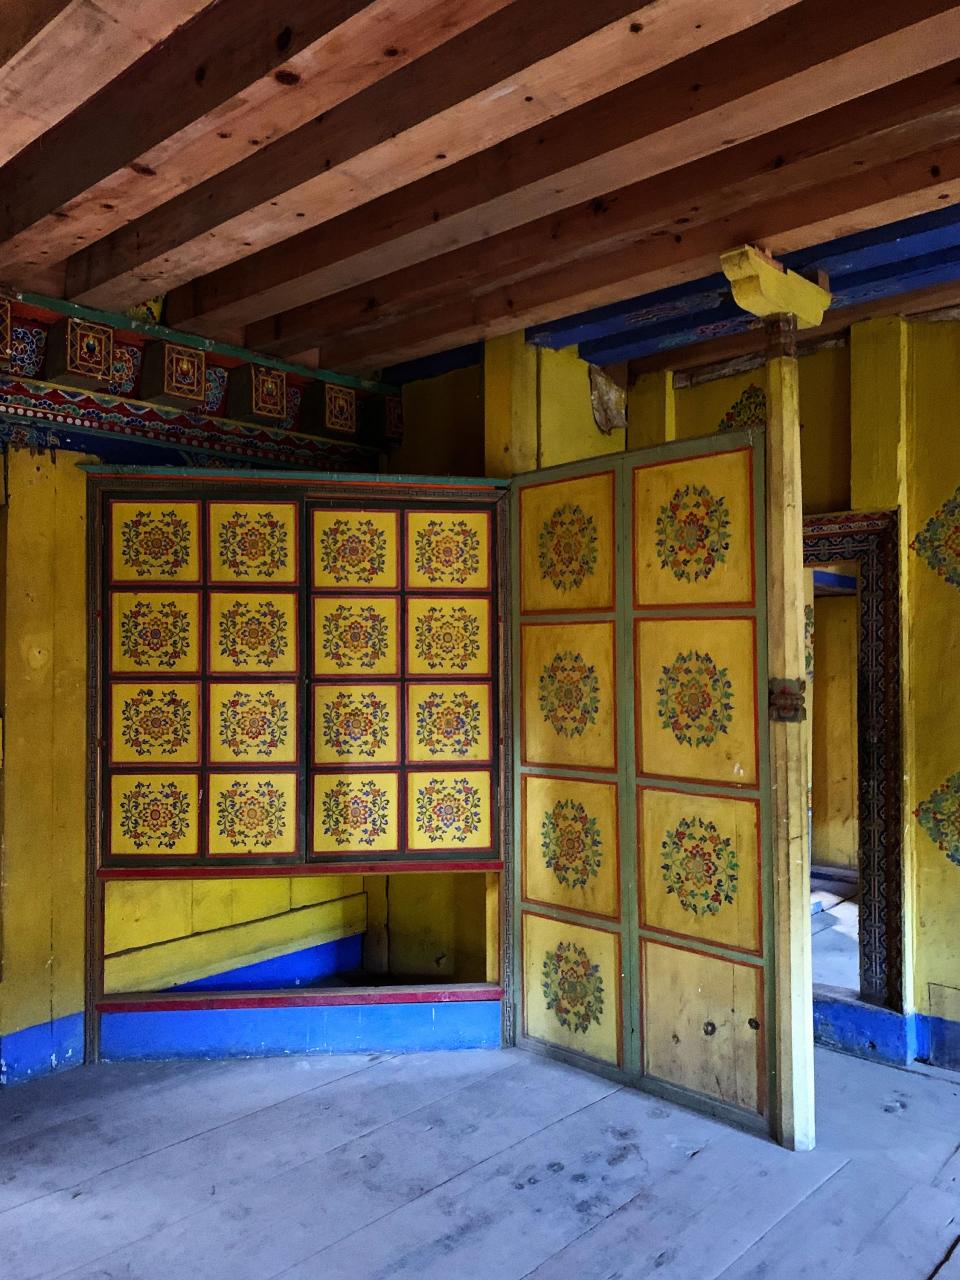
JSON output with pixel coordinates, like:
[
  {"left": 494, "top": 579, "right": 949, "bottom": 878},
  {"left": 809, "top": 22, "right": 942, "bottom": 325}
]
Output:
[
  {"left": 415, "top": 689, "right": 483, "bottom": 757},
  {"left": 9, "top": 323, "right": 47, "bottom": 377},
  {"left": 541, "top": 799, "right": 603, "bottom": 889},
  {"left": 321, "top": 603, "right": 389, "bottom": 670},
  {"left": 120, "top": 687, "right": 192, "bottom": 757},
  {"left": 119, "top": 779, "right": 191, "bottom": 850},
  {"left": 910, "top": 486, "right": 960, "bottom": 590},
  {"left": 120, "top": 599, "right": 192, "bottom": 669},
  {"left": 218, "top": 509, "right": 288, "bottom": 579},
  {"left": 717, "top": 383, "right": 767, "bottom": 433},
  {"left": 655, "top": 484, "right": 730, "bottom": 583},
  {"left": 916, "top": 770, "right": 960, "bottom": 867},
  {"left": 538, "top": 650, "right": 599, "bottom": 737},
  {"left": 218, "top": 599, "right": 288, "bottom": 668},
  {"left": 215, "top": 778, "right": 287, "bottom": 849},
  {"left": 414, "top": 775, "right": 483, "bottom": 844},
  {"left": 657, "top": 649, "right": 733, "bottom": 747},
  {"left": 321, "top": 778, "right": 392, "bottom": 847},
  {"left": 660, "top": 815, "right": 739, "bottom": 915},
  {"left": 414, "top": 518, "right": 481, "bottom": 585},
  {"left": 318, "top": 517, "right": 387, "bottom": 585},
  {"left": 120, "top": 509, "right": 192, "bottom": 578},
  {"left": 321, "top": 689, "right": 391, "bottom": 758},
  {"left": 541, "top": 941, "right": 604, "bottom": 1034},
  {"left": 219, "top": 689, "right": 289, "bottom": 758},
  {"left": 538, "top": 503, "right": 598, "bottom": 591},
  {"left": 413, "top": 605, "right": 481, "bottom": 671}
]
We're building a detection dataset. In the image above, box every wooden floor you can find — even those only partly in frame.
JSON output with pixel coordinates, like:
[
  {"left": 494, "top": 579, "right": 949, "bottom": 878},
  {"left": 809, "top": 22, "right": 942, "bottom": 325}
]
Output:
[{"left": 2, "top": 1046, "right": 960, "bottom": 1279}]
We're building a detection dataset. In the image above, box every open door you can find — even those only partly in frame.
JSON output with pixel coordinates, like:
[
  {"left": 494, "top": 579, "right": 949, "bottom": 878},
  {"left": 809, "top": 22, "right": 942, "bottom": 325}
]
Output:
[{"left": 512, "top": 428, "right": 785, "bottom": 1139}]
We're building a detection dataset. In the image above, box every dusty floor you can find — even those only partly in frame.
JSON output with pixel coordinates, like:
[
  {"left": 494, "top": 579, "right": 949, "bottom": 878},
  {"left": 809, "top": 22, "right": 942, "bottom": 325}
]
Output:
[
  {"left": 812, "top": 867, "right": 860, "bottom": 992},
  {"left": 1, "top": 1045, "right": 960, "bottom": 1279}
]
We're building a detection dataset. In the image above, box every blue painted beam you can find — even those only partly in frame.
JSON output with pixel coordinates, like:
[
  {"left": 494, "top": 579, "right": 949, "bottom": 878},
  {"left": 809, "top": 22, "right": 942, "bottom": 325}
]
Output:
[
  {"left": 813, "top": 570, "right": 858, "bottom": 595},
  {"left": 382, "top": 342, "right": 484, "bottom": 386}
]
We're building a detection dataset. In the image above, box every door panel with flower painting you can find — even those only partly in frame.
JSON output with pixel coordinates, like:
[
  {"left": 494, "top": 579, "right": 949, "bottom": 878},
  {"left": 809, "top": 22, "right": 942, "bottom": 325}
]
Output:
[{"left": 512, "top": 431, "right": 772, "bottom": 1129}]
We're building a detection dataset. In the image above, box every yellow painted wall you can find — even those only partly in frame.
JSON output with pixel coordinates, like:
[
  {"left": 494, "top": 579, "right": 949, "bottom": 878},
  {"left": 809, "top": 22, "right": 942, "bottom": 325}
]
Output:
[
  {"left": 811, "top": 596, "right": 859, "bottom": 871},
  {"left": 390, "top": 363, "right": 485, "bottom": 476},
  {"left": 538, "top": 347, "right": 625, "bottom": 468},
  {"left": 674, "top": 368, "right": 765, "bottom": 441},
  {"left": 0, "top": 450, "right": 90, "bottom": 1039},
  {"left": 362, "top": 873, "right": 487, "bottom": 983}
]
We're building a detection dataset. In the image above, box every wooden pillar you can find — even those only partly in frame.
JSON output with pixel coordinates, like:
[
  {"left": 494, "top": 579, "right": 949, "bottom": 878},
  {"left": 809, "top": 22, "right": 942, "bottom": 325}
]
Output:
[
  {"left": 626, "top": 368, "right": 676, "bottom": 450},
  {"left": 766, "top": 317, "right": 816, "bottom": 1151},
  {"left": 483, "top": 331, "right": 538, "bottom": 478}
]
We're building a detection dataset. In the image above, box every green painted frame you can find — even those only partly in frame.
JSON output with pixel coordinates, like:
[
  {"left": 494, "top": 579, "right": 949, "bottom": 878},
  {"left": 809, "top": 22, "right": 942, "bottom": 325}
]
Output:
[{"left": 509, "top": 427, "right": 774, "bottom": 1135}]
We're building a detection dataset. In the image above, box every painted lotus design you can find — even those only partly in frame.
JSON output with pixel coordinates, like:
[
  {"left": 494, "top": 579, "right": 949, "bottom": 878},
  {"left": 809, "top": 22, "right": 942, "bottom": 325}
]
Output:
[
  {"left": 120, "top": 509, "right": 192, "bottom": 578},
  {"left": 717, "top": 383, "right": 767, "bottom": 433},
  {"left": 318, "top": 518, "right": 387, "bottom": 585},
  {"left": 218, "top": 509, "right": 288, "bottom": 579},
  {"left": 657, "top": 649, "right": 733, "bottom": 748},
  {"left": 541, "top": 941, "right": 604, "bottom": 1034},
  {"left": 413, "top": 606, "right": 481, "bottom": 671},
  {"left": 538, "top": 650, "right": 600, "bottom": 737},
  {"left": 415, "top": 776, "right": 483, "bottom": 844},
  {"left": 916, "top": 770, "right": 960, "bottom": 868},
  {"left": 118, "top": 780, "right": 191, "bottom": 850},
  {"left": 219, "top": 689, "right": 289, "bottom": 757},
  {"left": 660, "top": 815, "right": 739, "bottom": 915},
  {"left": 119, "top": 599, "right": 192, "bottom": 669},
  {"left": 414, "top": 518, "right": 481, "bottom": 585},
  {"left": 120, "top": 687, "right": 192, "bottom": 756},
  {"left": 216, "top": 779, "right": 287, "bottom": 849},
  {"left": 321, "top": 778, "right": 391, "bottom": 847},
  {"left": 538, "top": 504, "right": 598, "bottom": 591},
  {"left": 415, "top": 689, "right": 483, "bottom": 757},
  {"left": 219, "top": 599, "right": 289, "bottom": 668},
  {"left": 321, "top": 604, "right": 390, "bottom": 670},
  {"left": 541, "top": 798, "right": 603, "bottom": 889},
  {"left": 911, "top": 486, "right": 960, "bottom": 591},
  {"left": 655, "top": 484, "right": 730, "bottom": 583},
  {"left": 321, "top": 690, "right": 390, "bottom": 758}
]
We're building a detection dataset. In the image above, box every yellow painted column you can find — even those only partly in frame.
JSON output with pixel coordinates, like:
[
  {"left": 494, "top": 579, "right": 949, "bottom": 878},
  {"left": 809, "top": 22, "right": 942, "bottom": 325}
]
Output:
[
  {"left": 626, "top": 368, "right": 676, "bottom": 450},
  {"left": 483, "top": 332, "right": 538, "bottom": 478}
]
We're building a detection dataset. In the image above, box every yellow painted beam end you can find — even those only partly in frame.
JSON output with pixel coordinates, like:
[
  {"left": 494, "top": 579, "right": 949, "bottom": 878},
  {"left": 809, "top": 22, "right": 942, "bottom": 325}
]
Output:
[{"left": 721, "top": 245, "right": 831, "bottom": 329}]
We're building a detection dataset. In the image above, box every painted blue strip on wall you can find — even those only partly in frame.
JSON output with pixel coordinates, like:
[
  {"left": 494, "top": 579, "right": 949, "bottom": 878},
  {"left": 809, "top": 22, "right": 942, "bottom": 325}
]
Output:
[
  {"left": 813, "top": 993, "right": 960, "bottom": 1070},
  {"left": 170, "top": 934, "right": 363, "bottom": 993},
  {"left": 0, "top": 1012, "right": 85, "bottom": 1086},
  {"left": 100, "top": 1000, "right": 502, "bottom": 1060}
]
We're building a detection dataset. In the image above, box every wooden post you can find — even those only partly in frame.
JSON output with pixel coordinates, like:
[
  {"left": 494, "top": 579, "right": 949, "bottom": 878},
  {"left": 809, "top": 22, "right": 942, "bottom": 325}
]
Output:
[
  {"left": 483, "top": 332, "right": 538, "bottom": 478},
  {"left": 765, "top": 315, "right": 816, "bottom": 1151},
  {"left": 626, "top": 368, "right": 676, "bottom": 450}
]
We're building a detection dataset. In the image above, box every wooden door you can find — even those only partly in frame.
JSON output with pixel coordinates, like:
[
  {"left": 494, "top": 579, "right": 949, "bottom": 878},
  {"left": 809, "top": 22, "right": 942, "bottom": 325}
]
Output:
[{"left": 512, "top": 430, "right": 781, "bottom": 1137}]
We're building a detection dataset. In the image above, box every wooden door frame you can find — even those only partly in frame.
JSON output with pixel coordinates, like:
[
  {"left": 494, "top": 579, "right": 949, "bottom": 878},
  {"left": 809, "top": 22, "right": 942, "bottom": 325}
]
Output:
[{"left": 803, "top": 510, "right": 903, "bottom": 1011}]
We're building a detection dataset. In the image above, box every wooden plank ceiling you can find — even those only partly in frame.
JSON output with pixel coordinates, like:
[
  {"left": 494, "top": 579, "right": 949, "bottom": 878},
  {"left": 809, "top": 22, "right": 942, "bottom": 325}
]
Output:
[{"left": 3, "top": 0, "right": 960, "bottom": 373}]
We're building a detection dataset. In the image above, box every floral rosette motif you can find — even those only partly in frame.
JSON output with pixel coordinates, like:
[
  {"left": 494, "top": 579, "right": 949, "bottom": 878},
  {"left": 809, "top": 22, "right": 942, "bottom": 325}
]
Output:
[
  {"left": 119, "top": 780, "right": 191, "bottom": 850},
  {"left": 541, "top": 799, "right": 603, "bottom": 889},
  {"left": 120, "top": 509, "right": 192, "bottom": 578},
  {"left": 120, "top": 687, "right": 192, "bottom": 757},
  {"left": 120, "top": 599, "right": 192, "bottom": 669},
  {"left": 321, "top": 690, "right": 390, "bottom": 758},
  {"left": 657, "top": 649, "right": 733, "bottom": 748},
  {"left": 218, "top": 510, "right": 288, "bottom": 579},
  {"left": 318, "top": 518, "right": 387, "bottom": 585},
  {"left": 916, "top": 770, "right": 960, "bottom": 868},
  {"left": 321, "top": 604, "right": 389, "bottom": 670},
  {"left": 415, "top": 776, "right": 483, "bottom": 844},
  {"left": 910, "top": 486, "right": 960, "bottom": 590},
  {"left": 218, "top": 599, "right": 288, "bottom": 668},
  {"left": 655, "top": 484, "right": 731, "bottom": 583},
  {"left": 717, "top": 383, "right": 767, "bottom": 433},
  {"left": 804, "top": 604, "right": 815, "bottom": 683},
  {"left": 538, "top": 504, "right": 598, "bottom": 591},
  {"left": 415, "top": 690, "right": 482, "bottom": 757},
  {"left": 660, "top": 816, "right": 739, "bottom": 915},
  {"left": 216, "top": 779, "right": 287, "bottom": 849},
  {"left": 541, "top": 941, "right": 604, "bottom": 1034},
  {"left": 414, "top": 606, "right": 481, "bottom": 671},
  {"left": 321, "top": 779, "right": 391, "bottom": 847},
  {"left": 219, "top": 689, "right": 289, "bottom": 758},
  {"left": 538, "top": 650, "right": 599, "bottom": 738},
  {"left": 414, "top": 519, "right": 481, "bottom": 585}
]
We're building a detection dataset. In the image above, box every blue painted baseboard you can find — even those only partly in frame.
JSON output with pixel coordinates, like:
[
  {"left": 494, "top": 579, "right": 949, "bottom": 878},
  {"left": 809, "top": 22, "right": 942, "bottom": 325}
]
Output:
[
  {"left": 0, "top": 1012, "right": 85, "bottom": 1086},
  {"left": 814, "top": 992, "right": 960, "bottom": 1070},
  {"left": 100, "top": 1000, "right": 502, "bottom": 1060},
  {"left": 169, "top": 934, "right": 363, "bottom": 992}
]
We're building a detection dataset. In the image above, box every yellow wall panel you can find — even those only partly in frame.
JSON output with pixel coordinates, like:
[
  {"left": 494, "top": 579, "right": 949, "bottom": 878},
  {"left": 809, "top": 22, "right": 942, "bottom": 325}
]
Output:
[
  {"left": 519, "top": 470, "right": 615, "bottom": 614},
  {"left": 811, "top": 596, "right": 859, "bottom": 871},
  {"left": 104, "top": 880, "right": 194, "bottom": 954},
  {"left": 522, "top": 775, "right": 620, "bottom": 920},
  {"left": 521, "top": 621, "right": 617, "bottom": 772},
  {"left": 538, "top": 346, "right": 625, "bottom": 468}
]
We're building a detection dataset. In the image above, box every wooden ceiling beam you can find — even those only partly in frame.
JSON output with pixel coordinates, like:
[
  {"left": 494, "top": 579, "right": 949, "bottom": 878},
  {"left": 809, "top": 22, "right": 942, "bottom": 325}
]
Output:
[
  {"left": 0, "top": 1, "right": 213, "bottom": 168},
  {"left": 59, "top": 0, "right": 807, "bottom": 308},
  {"left": 0, "top": 0, "right": 511, "bottom": 279},
  {"left": 164, "top": 0, "right": 960, "bottom": 338},
  {"left": 242, "top": 69, "right": 960, "bottom": 354},
  {"left": 309, "top": 139, "right": 960, "bottom": 371}
]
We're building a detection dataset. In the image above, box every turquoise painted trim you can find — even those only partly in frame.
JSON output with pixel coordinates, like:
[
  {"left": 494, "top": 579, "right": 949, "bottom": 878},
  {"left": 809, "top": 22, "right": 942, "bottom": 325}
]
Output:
[
  {"left": 813, "top": 992, "right": 960, "bottom": 1070},
  {"left": 16, "top": 290, "right": 397, "bottom": 395},
  {"left": 99, "top": 1000, "right": 502, "bottom": 1059},
  {"left": 80, "top": 464, "right": 510, "bottom": 487},
  {"left": 0, "top": 1012, "right": 85, "bottom": 1086}
]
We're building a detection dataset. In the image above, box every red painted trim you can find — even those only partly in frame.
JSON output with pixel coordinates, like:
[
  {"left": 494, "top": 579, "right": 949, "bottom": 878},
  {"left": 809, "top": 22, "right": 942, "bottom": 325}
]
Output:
[
  {"left": 311, "top": 506, "right": 401, "bottom": 592},
  {"left": 97, "top": 985, "right": 503, "bottom": 1012},
  {"left": 518, "top": 469, "right": 616, "bottom": 615},
  {"left": 90, "top": 472, "right": 504, "bottom": 493},
  {"left": 206, "top": 499, "right": 301, "bottom": 587},
  {"left": 98, "top": 861, "right": 503, "bottom": 879}
]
